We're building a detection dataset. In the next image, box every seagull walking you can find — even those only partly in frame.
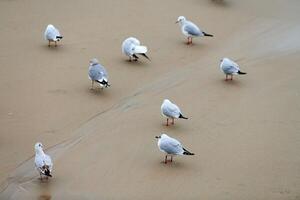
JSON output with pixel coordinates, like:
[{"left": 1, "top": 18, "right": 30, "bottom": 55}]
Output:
[
  {"left": 88, "top": 58, "right": 110, "bottom": 89},
  {"left": 176, "top": 16, "right": 213, "bottom": 45},
  {"left": 34, "top": 143, "right": 53, "bottom": 180},
  {"left": 122, "top": 37, "right": 150, "bottom": 61},
  {"left": 161, "top": 99, "right": 188, "bottom": 126},
  {"left": 155, "top": 133, "right": 194, "bottom": 164},
  {"left": 220, "top": 58, "right": 247, "bottom": 81},
  {"left": 44, "top": 24, "right": 63, "bottom": 47}
]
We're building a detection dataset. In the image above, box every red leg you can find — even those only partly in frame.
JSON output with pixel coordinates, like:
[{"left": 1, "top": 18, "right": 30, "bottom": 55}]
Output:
[
  {"left": 166, "top": 118, "right": 169, "bottom": 126},
  {"left": 171, "top": 156, "right": 173, "bottom": 162},
  {"left": 165, "top": 155, "right": 168, "bottom": 164},
  {"left": 230, "top": 75, "right": 233, "bottom": 80},
  {"left": 171, "top": 118, "right": 174, "bottom": 125},
  {"left": 225, "top": 74, "right": 228, "bottom": 81}
]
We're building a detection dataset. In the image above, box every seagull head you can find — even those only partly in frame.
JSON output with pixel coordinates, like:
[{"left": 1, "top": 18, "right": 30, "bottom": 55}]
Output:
[
  {"left": 163, "top": 99, "right": 171, "bottom": 104},
  {"left": 89, "top": 58, "right": 99, "bottom": 66},
  {"left": 176, "top": 16, "right": 186, "bottom": 24},
  {"left": 35, "top": 142, "right": 43, "bottom": 151}
]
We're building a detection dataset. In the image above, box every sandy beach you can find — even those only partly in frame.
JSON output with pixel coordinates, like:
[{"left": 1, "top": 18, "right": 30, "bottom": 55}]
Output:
[{"left": 0, "top": 0, "right": 300, "bottom": 199}]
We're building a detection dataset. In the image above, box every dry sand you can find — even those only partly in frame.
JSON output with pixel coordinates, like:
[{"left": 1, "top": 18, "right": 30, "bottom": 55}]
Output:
[{"left": 0, "top": 0, "right": 300, "bottom": 199}]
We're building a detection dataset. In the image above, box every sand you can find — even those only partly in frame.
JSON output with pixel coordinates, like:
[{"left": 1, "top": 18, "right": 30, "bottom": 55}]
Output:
[{"left": 0, "top": 0, "right": 300, "bottom": 199}]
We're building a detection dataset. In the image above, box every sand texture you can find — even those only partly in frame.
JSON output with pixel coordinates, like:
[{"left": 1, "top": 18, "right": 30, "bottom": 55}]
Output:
[{"left": 0, "top": 0, "right": 300, "bottom": 199}]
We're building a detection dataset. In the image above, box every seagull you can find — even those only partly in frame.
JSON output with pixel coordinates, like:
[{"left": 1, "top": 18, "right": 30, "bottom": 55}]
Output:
[
  {"left": 88, "top": 58, "right": 110, "bottom": 89},
  {"left": 122, "top": 37, "right": 150, "bottom": 61},
  {"left": 220, "top": 58, "right": 247, "bottom": 81},
  {"left": 44, "top": 24, "right": 63, "bottom": 47},
  {"left": 34, "top": 142, "right": 53, "bottom": 180},
  {"left": 161, "top": 99, "right": 188, "bottom": 126},
  {"left": 176, "top": 16, "right": 213, "bottom": 45},
  {"left": 155, "top": 133, "right": 194, "bottom": 164}
]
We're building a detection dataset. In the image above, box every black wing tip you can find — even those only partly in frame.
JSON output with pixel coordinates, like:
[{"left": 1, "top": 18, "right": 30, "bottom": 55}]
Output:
[
  {"left": 179, "top": 114, "right": 188, "bottom": 119},
  {"left": 183, "top": 148, "right": 195, "bottom": 155},
  {"left": 203, "top": 32, "right": 214, "bottom": 37},
  {"left": 238, "top": 70, "right": 247, "bottom": 75},
  {"left": 139, "top": 53, "right": 150, "bottom": 61}
]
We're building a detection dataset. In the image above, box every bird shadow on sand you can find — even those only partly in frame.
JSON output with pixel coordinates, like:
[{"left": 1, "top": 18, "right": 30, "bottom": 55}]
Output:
[
  {"left": 39, "top": 44, "right": 67, "bottom": 53},
  {"left": 218, "top": 78, "right": 245, "bottom": 88},
  {"left": 87, "top": 87, "right": 111, "bottom": 97},
  {"left": 119, "top": 58, "right": 151, "bottom": 68}
]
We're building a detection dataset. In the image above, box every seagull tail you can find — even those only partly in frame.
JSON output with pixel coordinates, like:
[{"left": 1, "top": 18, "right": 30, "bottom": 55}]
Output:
[
  {"left": 237, "top": 70, "right": 247, "bottom": 75},
  {"left": 44, "top": 168, "right": 52, "bottom": 177},
  {"left": 202, "top": 32, "right": 213, "bottom": 37},
  {"left": 183, "top": 148, "right": 194, "bottom": 155},
  {"left": 95, "top": 80, "right": 110, "bottom": 88},
  {"left": 179, "top": 114, "right": 188, "bottom": 119}
]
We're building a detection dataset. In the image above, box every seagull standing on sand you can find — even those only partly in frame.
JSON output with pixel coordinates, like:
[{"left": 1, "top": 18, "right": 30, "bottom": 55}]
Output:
[
  {"left": 88, "top": 58, "right": 110, "bottom": 89},
  {"left": 44, "top": 24, "right": 63, "bottom": 47},
  {"left": 122, "top": 37, "right": 150, "bottom": 61},
  {"left": 220, "top": 58, "right": 247, "bottom": 81},
  {"left": 155, "top": 133, "right": 194, "bottom": 164},
  {"left": 176, "top": 16, "right": 213, "bottom": 45},
  {"left": 34, "top": 143, "right": 53, "bottom": 180},
  {"left": 161, "top": 99, "right": 188, "bottom": 126}
]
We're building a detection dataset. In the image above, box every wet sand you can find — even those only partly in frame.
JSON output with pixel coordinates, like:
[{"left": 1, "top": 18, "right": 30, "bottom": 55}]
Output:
[{"left": 0, "top": 0, "right": 300, "bottom": 199}]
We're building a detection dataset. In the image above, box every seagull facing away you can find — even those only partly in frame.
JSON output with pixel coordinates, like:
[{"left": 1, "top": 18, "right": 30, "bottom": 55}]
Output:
[
  {"left": 161, "top": 99, "right": 188, "bottom": 126},
  {"left": 122, "top": 37, "right": 150, "bottom": 61},
  {"left": 220, "top": 58, "right": 247, "bottom": 81},
  {"left": 34, "top": 142, "right": 53, "bottom": 180},
  {"left": 88, "top": 58, "right": 110, "bottom": 89},
  {"left": 44, "top": 24, "right": 63, "bottom": 47},
  {"left": 176, "top": 16, "right": 213, "bottom": 45},
  {"left": 155, "top": 133, "right": 194, "bottom": 164}
]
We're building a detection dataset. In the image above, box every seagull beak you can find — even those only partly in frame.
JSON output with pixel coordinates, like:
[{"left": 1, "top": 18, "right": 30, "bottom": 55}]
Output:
[
  {"left": 155, "top": 136, "right": 161, "bottom": 139},
  {"left": 175, "top": 21, "right": 179, "bottom": 24}
]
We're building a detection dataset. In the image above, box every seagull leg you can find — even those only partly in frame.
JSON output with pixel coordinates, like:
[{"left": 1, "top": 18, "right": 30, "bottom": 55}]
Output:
[
  {"left": 165, "top": 155, "right": 168, "bottom": 164},
  {"left": 190, "top": 37, "right": 193, "bottom": 44},
  {"left": 225, "top": 74, "right": 228, "bottom": 81},
  {"left": 171, "top": 156, "right": 173, "bottom": 162},
  {"left": 187, "top": 37, "right": 190, "bottom": 45},
  {"left": 171, "top": 118, "right": 174, "bottom": 125},
  {"left": 90, "top": 81, "right": 94, "bottom": 90},
  {"left": 230, "top": 75, "right": 233, "bottom": 80},
  {"left": 166, "top": 118, "right": 169, "bottom": 126},
  {"left": 55, "top": 41, "right": 57, "bottom": 47},
  {"left": 48, "top": 40, "right": 50, "bottom": 47},
  {"left": 39, "top": 172, "right": 43, "bottom": 180}
]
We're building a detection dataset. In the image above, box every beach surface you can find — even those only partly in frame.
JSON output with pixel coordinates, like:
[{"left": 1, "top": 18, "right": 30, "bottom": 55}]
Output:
[{"left": 0, "top": 0, "right": 300, "bottom": 199}]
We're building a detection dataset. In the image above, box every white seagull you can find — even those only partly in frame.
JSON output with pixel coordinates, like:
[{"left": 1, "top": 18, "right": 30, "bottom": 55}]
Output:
[
  {"left": 44, "top": 24, "right": 63, "bottom": 47},
  {"left": 176, "top": 16, "right": 213, "bottom": 45},
  {"left": 34, "top": 142, "right": 53, "bottom": 179},
  {"left": 88, "top": 58, "right": 110, "bottom": 89},
  {"left": 122, "top": 37, "right": 150, "bottom": 61},
  {"left": 220, "top": 58, "right": 247, "bottom": 81},
  {"left": 155, "top": 133, "right": 194, "bottom": 164},
  {"left": 161, "top": 99, "right": 188, "bottom": 126}
]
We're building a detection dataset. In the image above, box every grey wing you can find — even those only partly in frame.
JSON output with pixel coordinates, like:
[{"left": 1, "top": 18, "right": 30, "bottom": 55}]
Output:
[
  {"left": 160, "top": 138, "right": 184, "bottom": 155},
  {"left": 89, "top": 65, "right": 104, "bottom": 81},
  {"left": 162, "top": 103, "right": 180, "bottom": 118},
  {"left": 45, "top": 27, "right": 60, "bottom": 40},
  {"left": 222, "top": 63, "right": 239, "bottom": 74},
  {"left": 184, "top": 22, "right": 201, "bottom": 36},
  {"left": 98, "top": 64, "right": 108, "bottom": 79}
]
